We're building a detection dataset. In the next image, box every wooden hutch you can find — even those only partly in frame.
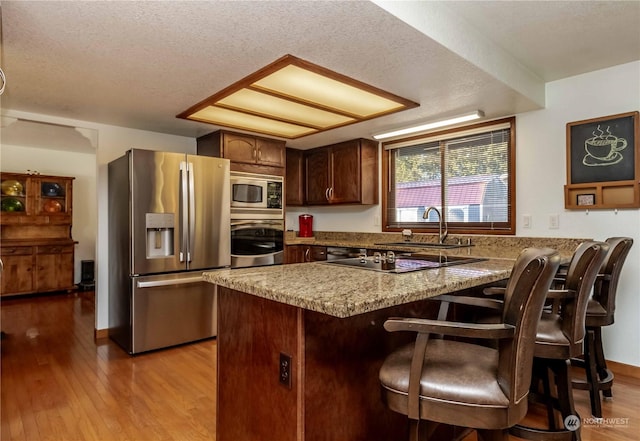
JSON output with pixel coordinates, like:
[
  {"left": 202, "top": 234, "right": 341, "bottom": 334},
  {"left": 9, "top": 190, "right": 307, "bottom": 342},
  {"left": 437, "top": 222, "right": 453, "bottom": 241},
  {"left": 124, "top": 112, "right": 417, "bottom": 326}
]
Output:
[{"left": 1, "top": 172, "right": 76, "bottom": 296}]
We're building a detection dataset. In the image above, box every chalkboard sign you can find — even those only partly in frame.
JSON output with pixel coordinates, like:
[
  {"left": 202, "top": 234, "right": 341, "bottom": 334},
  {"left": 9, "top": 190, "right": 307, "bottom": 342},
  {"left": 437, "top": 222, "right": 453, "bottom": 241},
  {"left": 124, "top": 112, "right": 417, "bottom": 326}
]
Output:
[{"left": 568, "top": 113, "right": 636, "bottom": 184}]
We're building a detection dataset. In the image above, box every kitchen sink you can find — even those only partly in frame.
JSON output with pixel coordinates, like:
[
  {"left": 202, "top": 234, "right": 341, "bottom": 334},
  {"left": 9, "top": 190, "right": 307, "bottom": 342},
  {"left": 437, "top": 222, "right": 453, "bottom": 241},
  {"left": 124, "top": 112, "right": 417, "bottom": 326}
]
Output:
[
  {"left": 322, "top": 255, "right": 486, "bottom": 273},
  {"left": 374, "top": 242, "right": 474, "bottom": 249}
]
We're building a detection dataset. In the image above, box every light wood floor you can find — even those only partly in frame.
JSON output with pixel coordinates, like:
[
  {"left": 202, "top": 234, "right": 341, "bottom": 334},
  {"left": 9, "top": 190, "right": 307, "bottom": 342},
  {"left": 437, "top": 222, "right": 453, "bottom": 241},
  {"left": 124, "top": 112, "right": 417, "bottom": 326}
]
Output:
[{"left": 1, "top": 292, "right": 638, "bottom": 441}]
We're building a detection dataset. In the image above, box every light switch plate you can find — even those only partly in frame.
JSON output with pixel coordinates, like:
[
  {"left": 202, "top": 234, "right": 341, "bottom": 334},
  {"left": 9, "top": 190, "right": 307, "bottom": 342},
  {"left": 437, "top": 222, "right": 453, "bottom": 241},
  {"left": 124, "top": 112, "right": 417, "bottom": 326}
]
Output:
[
  {"left": 523, "top": 215, "right": 532, "bottom": 229},
  {"left": 549, "top": 214, "right": 559, "bottom": 229}
]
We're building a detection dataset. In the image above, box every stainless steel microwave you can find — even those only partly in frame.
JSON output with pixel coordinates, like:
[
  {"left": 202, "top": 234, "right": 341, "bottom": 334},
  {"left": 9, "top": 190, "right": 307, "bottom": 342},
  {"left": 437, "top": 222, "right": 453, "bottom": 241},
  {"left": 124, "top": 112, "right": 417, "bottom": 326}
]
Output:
[{"left": 230, "top": 171, "right": 283, "bottom": 219}]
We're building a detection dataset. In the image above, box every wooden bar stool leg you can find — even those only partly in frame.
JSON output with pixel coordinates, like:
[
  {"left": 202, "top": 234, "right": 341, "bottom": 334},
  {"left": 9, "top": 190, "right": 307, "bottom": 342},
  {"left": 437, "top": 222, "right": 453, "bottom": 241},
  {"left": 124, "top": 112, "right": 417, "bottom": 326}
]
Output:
[
  {"left": 543, "top": 365, "right": 558, "bottom": 430},
  {"left": 554, "top": 359, "right": 581, "bottom": 441},
  {"left": 593, "top": 327, "right": 613, "bottom": 399},
  {"left": 584, "top": 329, "right": 603, "bottom": 417}
]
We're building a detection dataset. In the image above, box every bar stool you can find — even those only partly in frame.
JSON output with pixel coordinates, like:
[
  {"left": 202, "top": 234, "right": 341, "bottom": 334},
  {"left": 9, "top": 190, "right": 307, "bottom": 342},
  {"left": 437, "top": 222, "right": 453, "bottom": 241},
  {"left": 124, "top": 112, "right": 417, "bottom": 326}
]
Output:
[
  {"left": 435, "top": 241, "right": 608, "bottom": 441},
  {"left": 379, "top": 248, "right": 560, "bottom": 441},
  {"left": 570, "top": 237, "right": 633, "bottom": 418}
]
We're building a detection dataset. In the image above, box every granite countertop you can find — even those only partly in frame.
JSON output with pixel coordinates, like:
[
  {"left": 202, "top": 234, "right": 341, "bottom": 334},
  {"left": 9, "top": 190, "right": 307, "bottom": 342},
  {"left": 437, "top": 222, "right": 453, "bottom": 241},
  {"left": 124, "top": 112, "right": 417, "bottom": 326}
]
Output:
[
  {"left": 285, "top": 231, "right": 584, "bottom": 261},
  {"left": 203, "top": 258, "right": 514, "bottom": 318}
]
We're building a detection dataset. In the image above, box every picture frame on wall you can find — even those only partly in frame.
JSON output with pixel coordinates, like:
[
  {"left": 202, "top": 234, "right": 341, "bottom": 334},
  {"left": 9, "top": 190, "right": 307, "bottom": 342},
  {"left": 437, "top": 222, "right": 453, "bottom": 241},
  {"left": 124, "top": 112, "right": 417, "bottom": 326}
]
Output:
[
  {"left": 576, "top": 193, "right": 595, "bottom": 206},
  {"left": 567, "top": 111, "right": 637, "bottom": 185},
  {"left": 564, "top": 111, "right": 640, "bottom": 209}
]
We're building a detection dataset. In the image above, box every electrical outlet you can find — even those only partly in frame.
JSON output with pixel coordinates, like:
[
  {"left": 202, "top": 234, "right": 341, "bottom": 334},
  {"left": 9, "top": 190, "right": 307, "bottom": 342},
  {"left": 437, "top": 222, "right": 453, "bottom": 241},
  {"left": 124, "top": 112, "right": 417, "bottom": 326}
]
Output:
[
  {"left": 523, "top": 215, "right": 532, "bottom": 229},
  {"left": 374, "top": 215, "right": 381, "bottom": 226},
  {"left": 549, "top": 214, "right": 559, "bottom": 229},
  {"left": 279, "top": 352, "right": 292, "bottom": 388}
]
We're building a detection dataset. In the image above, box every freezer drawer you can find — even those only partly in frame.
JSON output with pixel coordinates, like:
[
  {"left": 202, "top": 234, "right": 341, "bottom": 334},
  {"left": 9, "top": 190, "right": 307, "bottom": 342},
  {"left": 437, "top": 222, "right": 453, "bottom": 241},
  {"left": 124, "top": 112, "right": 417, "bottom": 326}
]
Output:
[{"left": 131, "top": 272, "right": 216, "bottom": 354}]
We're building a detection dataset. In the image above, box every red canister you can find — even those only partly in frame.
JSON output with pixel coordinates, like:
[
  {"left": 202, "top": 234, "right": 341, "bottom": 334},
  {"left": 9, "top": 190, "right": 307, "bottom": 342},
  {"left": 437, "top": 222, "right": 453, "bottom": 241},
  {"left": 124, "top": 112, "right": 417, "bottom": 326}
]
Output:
[{"left": 298, "top": 214, "right": 314, "bottom": 237}]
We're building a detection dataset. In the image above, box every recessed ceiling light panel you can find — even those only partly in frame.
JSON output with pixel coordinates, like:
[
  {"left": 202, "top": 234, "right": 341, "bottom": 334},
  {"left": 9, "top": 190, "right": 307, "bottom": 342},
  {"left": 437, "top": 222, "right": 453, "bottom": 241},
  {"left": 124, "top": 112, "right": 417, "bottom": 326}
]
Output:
[
  {"left": 177, "top": 54, "right": 418, "bottom": 139},
  {"left": 252, "top": 65, "right": 406, "bottom": 118},
  {"left": 218, "top": 89, "right": 356, "bottom": 128},
  {"left": 189, "top": 106, "right": 318, "bottom": 139}
]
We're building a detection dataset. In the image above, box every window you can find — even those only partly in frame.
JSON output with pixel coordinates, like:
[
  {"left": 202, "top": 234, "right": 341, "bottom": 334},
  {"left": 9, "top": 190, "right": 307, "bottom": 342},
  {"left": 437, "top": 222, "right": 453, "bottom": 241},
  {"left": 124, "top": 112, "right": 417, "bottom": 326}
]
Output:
[{"left": 382, "top": 117, "right": 515, "bottom": 234}]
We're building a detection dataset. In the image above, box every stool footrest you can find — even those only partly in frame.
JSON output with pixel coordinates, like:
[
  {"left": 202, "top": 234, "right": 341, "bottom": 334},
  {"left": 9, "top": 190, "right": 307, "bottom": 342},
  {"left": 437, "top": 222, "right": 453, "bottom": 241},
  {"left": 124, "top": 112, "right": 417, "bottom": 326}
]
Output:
[
  {"left": 571, "top": 368, "right": 614, "bottom": 391},
  {"left": 509, "top": 424, "right": 577, "bottom": 441}
]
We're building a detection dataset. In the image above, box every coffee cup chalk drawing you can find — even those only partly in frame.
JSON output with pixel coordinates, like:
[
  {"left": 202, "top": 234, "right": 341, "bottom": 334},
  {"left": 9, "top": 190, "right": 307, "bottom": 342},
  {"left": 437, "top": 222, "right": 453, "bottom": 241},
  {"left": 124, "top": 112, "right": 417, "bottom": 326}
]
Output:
[{"left": 583, "top": 125, "right": 627, "bottom": 167}]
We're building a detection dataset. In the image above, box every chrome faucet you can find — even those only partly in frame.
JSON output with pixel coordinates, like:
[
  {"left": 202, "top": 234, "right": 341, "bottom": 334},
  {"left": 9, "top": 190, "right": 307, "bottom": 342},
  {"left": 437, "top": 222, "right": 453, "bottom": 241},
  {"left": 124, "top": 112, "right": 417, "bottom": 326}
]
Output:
[{"left": 423, "top": 206, "right": 448, "bottom": 244}]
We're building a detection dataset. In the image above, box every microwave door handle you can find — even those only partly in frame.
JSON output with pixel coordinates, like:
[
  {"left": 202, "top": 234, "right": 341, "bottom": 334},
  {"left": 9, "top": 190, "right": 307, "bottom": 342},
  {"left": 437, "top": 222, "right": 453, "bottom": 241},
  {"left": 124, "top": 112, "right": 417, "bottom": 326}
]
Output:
[
  {"left": 179, "top": 161, "right": 189, "bottom": 262},
  {"left": 188, "top": 161, "right": 196, "bottom": 263}
]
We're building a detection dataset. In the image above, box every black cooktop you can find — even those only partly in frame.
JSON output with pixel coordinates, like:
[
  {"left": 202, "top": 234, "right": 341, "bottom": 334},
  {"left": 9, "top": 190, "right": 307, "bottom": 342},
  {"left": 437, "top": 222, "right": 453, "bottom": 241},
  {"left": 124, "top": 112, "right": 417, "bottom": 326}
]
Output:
[{"left": 323, "top": 255, "right": 486, "bottom": 274}]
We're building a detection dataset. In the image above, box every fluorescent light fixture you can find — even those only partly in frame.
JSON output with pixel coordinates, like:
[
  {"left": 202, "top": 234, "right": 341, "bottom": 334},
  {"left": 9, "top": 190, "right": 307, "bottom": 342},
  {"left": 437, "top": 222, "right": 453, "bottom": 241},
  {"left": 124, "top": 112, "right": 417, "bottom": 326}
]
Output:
[
  {"left": 372, "top": 111, "right": 485, "bottom": 140},
  {"left": 178, "top": 54, "right": 418, "bottom": 139}
]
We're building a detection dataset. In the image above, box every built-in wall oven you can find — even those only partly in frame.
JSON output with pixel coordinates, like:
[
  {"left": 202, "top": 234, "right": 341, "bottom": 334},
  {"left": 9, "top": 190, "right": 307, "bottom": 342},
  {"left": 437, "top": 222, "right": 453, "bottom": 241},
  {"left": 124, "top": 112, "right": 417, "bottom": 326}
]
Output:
[
  {"left": 231, "top": 219, "right": 284, "bottom": 268},
  {"left": 230, "top": 171, "right": 284, "bottom": 269}
]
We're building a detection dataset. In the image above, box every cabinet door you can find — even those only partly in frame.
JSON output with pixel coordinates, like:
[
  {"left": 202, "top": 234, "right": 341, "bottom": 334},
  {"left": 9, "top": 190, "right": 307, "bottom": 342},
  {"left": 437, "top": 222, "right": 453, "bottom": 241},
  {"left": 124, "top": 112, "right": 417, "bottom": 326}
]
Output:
[
  {"left": 305, "top": 149, "right": 330, "bottom": 205},
  {"left": 286, "top": 149, "right": 305, "bottom": 206},
  {"left": 0, "top": 247, "right": 34, "bottom": 295},
  {"left": 35, "top": 177, "right": 73, "bottom": 223},
  {"left": 223, "top": 133, "right": 257, "bottom": 164},
  {"left": 1, "top": 173, "right": 31, "bottom": 223},
  {"left": 35, "top": 245, "right": 74, "bottom": 292},
  {"left": 284, "top": 245, "right": 305, "bottom": 264},
  {"left": 257, "top": 139, "right": 285, "bottom": 167},
  {"left": 330, "top": 143, "right": 361, "bottom": 204}
]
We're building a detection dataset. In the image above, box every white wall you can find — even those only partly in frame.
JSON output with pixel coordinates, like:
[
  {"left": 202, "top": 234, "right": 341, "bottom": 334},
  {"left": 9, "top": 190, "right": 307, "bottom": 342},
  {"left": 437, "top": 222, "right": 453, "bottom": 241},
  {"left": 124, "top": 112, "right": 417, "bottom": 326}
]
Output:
[
  {"left": 1, "top": 143, "right": 96, "bottom": 283},
  {"left": 286, "top": 205, "right": 381, "bottom": 233},
  {"left": 288, "top": 61, "right": 640, "bottom": 366}
]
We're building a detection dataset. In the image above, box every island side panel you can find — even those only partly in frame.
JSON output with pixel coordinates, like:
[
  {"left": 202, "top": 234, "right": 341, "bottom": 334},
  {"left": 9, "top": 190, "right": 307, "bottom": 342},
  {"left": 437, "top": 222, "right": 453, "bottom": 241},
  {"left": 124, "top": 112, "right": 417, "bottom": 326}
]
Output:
[
  {"left": 302, "top": 299, "right": 446, "bottom": 441},
  {"left": 217, "top": 287, "right": 302, "bottom": 441}
]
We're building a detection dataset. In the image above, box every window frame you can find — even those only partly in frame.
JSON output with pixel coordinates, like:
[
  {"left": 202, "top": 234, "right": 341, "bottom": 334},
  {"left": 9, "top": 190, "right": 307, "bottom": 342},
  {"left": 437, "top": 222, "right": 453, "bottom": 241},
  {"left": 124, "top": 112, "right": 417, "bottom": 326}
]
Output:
[{"left": 381, "top": 117, "right": 516, "bottom": 235}]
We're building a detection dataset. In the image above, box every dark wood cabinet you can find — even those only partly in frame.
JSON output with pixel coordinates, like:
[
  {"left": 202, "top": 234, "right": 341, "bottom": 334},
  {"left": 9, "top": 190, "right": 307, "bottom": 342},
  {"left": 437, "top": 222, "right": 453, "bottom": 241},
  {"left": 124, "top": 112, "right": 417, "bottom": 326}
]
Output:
[
  {"left": 304, "top": 149, "right": 331, "bottom": 205},
  {"left": 35, "top": 244, "right": 75, "bottom": 293},
  {"left": 285, "top": 148, "right": 305, "bottom": 206},
  {"left": 304, "top": 139, "right": 378, "bottom": 205},
  {"left": 284, "top": 245, "right": 327, "bottom": 264},
  {"left": 1, "top": 172, "right": 76, "bottom": 296},
  {"left": 197, "top": 130, "right": 286, "bottom": 175},
  {"left": 0, "top": 246, "right": 34, "bottom": 295}
]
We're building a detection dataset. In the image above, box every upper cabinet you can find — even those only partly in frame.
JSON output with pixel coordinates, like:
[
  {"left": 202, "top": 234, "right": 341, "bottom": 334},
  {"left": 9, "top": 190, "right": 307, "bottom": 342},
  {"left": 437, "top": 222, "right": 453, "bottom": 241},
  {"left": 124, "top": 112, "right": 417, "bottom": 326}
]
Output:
[
  {"left": 303, "top": 139, "right": 378, "bottom": 206},
  {"left": 285, "top": 148, "right": 305, "bottom": 206},
  {"left": 1, "top": 172, "right": 74, "bottom": 226},
  {"left": 197, "top": 130, "right": 286, "bottom": 176}
]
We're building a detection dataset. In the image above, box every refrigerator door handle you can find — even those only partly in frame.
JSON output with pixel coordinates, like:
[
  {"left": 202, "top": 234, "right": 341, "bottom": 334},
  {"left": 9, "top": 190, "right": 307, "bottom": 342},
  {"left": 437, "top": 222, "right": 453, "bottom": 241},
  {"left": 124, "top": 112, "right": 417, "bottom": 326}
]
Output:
[
  {"left": 188, "top": 161, "right": 196, "bottom": 263},
  {"left": 136, "top": 275, "right": 203, "bottom": 288},
  {"left": 180, "top": 161, "right": 189, "bottom": 262}
]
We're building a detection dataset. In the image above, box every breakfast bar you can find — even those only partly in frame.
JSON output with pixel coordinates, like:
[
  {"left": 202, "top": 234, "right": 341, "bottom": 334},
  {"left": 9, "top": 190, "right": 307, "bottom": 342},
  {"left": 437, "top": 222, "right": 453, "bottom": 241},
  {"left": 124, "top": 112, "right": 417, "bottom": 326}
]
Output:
[{"left": 204, "top": 258, "right": 515, "bottom": 441}]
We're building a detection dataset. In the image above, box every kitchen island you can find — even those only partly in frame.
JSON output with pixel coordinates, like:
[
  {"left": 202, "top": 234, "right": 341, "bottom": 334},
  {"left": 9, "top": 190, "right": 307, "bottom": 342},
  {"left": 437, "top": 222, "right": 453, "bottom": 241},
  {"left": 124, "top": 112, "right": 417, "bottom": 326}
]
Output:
[{"left": 204, "top": 258, "right": 515, "bottom": 441}]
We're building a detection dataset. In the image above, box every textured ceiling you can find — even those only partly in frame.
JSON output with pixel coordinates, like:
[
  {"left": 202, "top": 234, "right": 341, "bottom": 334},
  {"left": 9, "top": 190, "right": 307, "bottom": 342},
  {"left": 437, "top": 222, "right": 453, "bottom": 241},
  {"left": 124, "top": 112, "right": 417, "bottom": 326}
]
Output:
[{"left": 1, "top": 1, "right": 639, "bottom": 150}]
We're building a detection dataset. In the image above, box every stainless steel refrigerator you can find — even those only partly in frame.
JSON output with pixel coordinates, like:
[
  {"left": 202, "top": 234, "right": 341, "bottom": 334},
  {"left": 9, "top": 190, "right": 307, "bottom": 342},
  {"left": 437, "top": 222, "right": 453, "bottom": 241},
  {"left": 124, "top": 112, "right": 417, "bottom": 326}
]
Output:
[{"left": 108, "top": 149, "right": 230, "bottom": 354}]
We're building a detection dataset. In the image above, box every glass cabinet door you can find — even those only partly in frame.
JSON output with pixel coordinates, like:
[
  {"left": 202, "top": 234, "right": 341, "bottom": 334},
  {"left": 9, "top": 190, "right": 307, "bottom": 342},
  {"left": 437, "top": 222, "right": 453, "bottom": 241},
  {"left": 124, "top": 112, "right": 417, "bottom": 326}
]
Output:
[
  {"left": 37, "top": 178, "right": 70, "bottom": 215},
  {"left": 1, "top": 174, "right": 28, "bottom": 219}
]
